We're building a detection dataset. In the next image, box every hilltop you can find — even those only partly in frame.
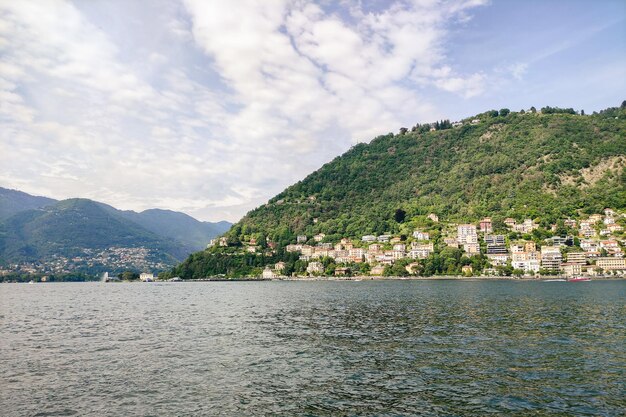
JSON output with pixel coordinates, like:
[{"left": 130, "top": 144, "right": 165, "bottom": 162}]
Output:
[{"left": 168, "top": 104, "right": 626, "bottom": 279}]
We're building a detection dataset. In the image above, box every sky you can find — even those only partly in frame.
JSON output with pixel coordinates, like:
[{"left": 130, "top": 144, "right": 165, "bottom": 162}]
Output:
[{"left": 1, "top": 0, "right": 624, "bottom": 222}]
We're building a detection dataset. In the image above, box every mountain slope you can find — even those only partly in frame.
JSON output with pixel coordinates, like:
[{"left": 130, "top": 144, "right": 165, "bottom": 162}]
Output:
[
  {"left": 169, "top": 105, "right": 626, "bottom": 278},
  {"left": 0, "top": 187, "right": 56, "bottom": 220},
  {"left": 121, "top": 208, "right": 231, "bottom": 251},
  {"left": 231, "top": 107, "right": 625, "bottom": 240},
  {"left": 0, "top": 199, "right": 187, "bottom": 263}
]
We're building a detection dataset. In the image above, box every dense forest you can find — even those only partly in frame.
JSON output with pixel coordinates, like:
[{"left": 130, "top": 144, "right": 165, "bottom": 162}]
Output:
[{"left": 167, "top": 104, "right": 626, "bottom": 279}]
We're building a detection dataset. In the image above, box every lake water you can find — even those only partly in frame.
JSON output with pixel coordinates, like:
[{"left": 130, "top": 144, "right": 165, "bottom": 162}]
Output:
[{"left": 1, "top": 280, "right": 624, "bottom": 416}]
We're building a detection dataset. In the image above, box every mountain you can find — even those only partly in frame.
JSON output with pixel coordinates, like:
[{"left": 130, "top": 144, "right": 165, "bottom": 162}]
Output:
[
  {"left": 0, "top": 187, "right": 56, "bottom": 220},
  {"left": 0, "top": 191, "right": 231, "bottom": 275},
  {"left": 120, "top": 209, "right": 232, "bottom": 251},
  {"left": 168, "top": 104, "right": 626, "bottom": 279},
  {"left": 0, "top": 198, "right": 184, "bottom": 261}
]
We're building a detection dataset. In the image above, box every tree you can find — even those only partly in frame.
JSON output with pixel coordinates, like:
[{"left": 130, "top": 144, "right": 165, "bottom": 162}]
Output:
[
  {"left": 394, "top": 208, "right": 406, "bottom": 223},
  {"left": 530, "top": 106, "right": 536, "bottom": 113},
  {"left": 120, "top": 271, "right": 139, "bottom": 281},
  {"left": 499, "top": 108, "right": 510, "bottom": 117},
  {"left": 488, "top": 110, "right": 499, "bottom": 117},
  {"left": 399, "top": 127, "right": 408, "bottom": 135}
]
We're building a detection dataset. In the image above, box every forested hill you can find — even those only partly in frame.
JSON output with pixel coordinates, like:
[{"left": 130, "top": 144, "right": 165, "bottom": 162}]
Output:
[
  {"left": 232, "top": 105, "right": 625, "bottom": 242},
  {"left": 167, "top": 104, "right": 625, "bottom": 278}
]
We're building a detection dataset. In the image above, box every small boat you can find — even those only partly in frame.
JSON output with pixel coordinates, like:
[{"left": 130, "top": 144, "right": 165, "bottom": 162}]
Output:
[
  {"left": 568, "top": 276, "right": 591, "bottom": 282},
  {"left": 544, "top": 279, "right": 566, "bottom": 282},
  {"left": 28, "top": 280, "right": 34, "bottom": 284}
]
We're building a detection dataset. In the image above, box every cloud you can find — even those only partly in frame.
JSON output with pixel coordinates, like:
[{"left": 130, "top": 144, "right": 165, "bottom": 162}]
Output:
[{"left": 0, "top": 0, "right": 491, "bottom": 222}]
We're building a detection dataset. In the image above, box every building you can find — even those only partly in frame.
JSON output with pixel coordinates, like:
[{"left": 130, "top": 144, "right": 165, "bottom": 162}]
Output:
[
  {"left": 428, "top": 213, "right": 439, "bottom": 222},
  {"left": 504, "top": 218, "right": 517, "bottom": 228},
  {"left": 596, "top": 257, "right": 626, "bottom": 271},
  {"left": 313, "top": 233, "right": 326, "bottom": 242},
  {"left": 368, "top": 244, "right": 383, "bottom": 252},
  {"left": 541, "top": 246, "right": 562, "bottom": 272},
  {"left": 408, "top": 242, "right": 434, "bottom": 259},
  {"left": 463, "top": 243, "right": 480, "bottom": 256},
  {"left": 487, "top": 244, "right": 508, "bottom": 255},
  {"left": 514, "top": 219, "right": 539, "bottom": 234},
  {"left": 479, "top": 217, "right": 493, "bottom": 234},
  {"left": 561, "top": 263, "right": 582, "bottom": 277},
  {"left": 511, "top": 247, "right": 540, "bottom": 273},
  {"left": 444, "top": 237, "right": 459, "bottom": 248},
  {"left": 485, "top": 234, "right": 506, "bottom": 245},
  {"left": 412, "top": 230, "right": 430, "bottom": 240},
  {"left": 334, "top": 267, "right": 351, "bottom": 276},
  {"left": 306, "top": 262, "right": 324, "bottom": 275},
  {"left": 589, "top": 214, "right": 603, "bottom": 224},
  {"left": 564, "top": 218, "right": 577, "bottom": 229},
  {"left": 362, "top": 235, "right": 377, "bottom": 242},
  {"left": 566, "top": 252, "right": 586, "bottom": 265},
  {"left": 548, "top": 236, "right": 568, "bottom": 246},
  {"left": 580, "top": 239, "right": 598, "bottom": 252},
  {"left": 392, "top": 244, "right": 406, "bottom": 252},
  {"left": 286, "top": 244, "right": 303, "bottom": 253},
  {"left": 457, "top": 224, "right": 478, "bottom": 244},
  {"left": 462, "top": 265, "right": 473, "bottom": 275},
  {"left": 377, "top": 235, "right": 392, "bottom": 242},
  {"left": 297, "top": 235, "right": 308, "bottom": 243},
  {"left": 261, "top": 267, "right": 276, "bottom": 279},
  {"left": 607, "top": 223, "right": 623, "bottom": 233},
  {"left": 487, "top": 253, "right": 509, "bottom": 266},
  {"left": 140, "top": 272, "right": 154, "bottom": 282},
  {"left": 275, "top": 262, "right": 286, "bottom": 271}
]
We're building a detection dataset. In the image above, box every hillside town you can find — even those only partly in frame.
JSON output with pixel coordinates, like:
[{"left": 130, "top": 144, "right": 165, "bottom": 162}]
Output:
[
  {"left": 248, "top": 208, "right": 626, "bottom": 279},
  {"left": 0, "top": 246, "right": 170, "bottom": 277}
]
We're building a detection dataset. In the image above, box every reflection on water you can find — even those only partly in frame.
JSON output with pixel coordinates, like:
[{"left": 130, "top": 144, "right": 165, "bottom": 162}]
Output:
[{"left": 1, "top": 280, "right": 624, "bottom": 416}]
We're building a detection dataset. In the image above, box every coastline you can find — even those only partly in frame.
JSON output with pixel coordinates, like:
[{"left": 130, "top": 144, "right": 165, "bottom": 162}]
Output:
[{"left": 273, "top": 275, "right": 625, "bottom": 282}]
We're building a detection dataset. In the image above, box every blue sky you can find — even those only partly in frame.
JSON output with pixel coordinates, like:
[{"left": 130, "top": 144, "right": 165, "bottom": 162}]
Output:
[{"left": 0, "top": 0, "right": 624, "bottom": 222}]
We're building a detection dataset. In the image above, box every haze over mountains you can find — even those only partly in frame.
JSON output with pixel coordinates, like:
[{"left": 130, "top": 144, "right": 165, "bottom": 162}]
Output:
[{"left": 0, "top": 187, "right": 231, "bottom": 272}]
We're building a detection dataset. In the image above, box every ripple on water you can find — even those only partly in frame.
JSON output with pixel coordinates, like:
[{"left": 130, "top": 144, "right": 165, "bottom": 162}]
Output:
[{"left": 1, "top": 280, "right": 625, "bottom": 416}]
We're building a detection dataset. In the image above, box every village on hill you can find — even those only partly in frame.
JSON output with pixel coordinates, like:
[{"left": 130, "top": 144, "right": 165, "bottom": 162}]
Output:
[{"left": 210, "top": 208, "right": 625, "bottom": 279}]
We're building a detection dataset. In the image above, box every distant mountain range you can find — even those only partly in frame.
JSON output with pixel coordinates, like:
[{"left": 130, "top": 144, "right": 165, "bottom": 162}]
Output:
[{"left": 0, "top": 187, "right": 231, "bottom": 272}]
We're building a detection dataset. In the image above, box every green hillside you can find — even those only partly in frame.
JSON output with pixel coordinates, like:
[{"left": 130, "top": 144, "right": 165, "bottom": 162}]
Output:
[
  {"left": 0, "top": 187, "right": 56, "bottom": 220},
  {"left": 168, "top": 105, "right": 626, "bottom": 279},
  {"left": 0, "top": 199, "right": 184, "bottom": 265},
  {"left": 121, "top": 208, "right": 231, "bottom": 251}
]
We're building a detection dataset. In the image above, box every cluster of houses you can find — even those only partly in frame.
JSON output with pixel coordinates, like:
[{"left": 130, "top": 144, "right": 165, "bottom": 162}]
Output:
[
  {"left": 259, "top": 208, "right": 625, "bottom": 278},
  {"left": 2, "top": 246, "right": 168, "bottom": 276}
]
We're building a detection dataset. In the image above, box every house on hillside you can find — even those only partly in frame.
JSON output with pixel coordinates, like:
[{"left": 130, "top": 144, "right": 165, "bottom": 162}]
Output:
[
  {"left": 428, "top": 213, "right": 439, "bottom": 222},
  {"left": 262, "top": 267, "right": 276, "bottom": 279}
]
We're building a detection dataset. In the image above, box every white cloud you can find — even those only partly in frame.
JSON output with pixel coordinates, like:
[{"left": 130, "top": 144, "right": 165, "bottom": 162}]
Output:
[{"left": 0, "top": 0, "right": 493, "bottom": 222}]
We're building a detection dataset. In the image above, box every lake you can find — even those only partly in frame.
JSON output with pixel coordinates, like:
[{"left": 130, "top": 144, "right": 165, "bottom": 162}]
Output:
[{"left": 1, "top": 280, "right": 624, "bottom": 416}]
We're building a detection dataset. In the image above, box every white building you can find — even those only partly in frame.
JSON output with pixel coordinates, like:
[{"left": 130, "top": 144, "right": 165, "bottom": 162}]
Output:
[
  {"left": 457, "top": 224, "right": 478, "bottom": 244},
  {"left": 140, "top": 272, "right": 154, "bottom": 282}
]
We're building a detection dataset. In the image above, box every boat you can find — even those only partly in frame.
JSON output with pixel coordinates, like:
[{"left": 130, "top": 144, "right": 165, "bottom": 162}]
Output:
[
  {"left": 567, "top": 276, "right": 591, "bottom": 282},
  {"left": 28, "top": 280, "right": 34, "bottom": 284},
  {"left": 544, "top": 279, "right": 566, "bottom": 282}
]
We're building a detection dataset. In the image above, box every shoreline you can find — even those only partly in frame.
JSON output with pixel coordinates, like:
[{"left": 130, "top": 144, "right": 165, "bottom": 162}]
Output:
[
  {"left": 5, "top": 275, "right": 624, "bottom": 283},
  {"left": 273, "top": 275, "right": 625, "bottom": 282}
]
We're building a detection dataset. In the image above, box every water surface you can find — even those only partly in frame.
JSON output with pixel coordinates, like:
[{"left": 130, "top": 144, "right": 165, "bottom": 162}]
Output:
[{"left": 1, "top": 280, "right": 624, "bottom": 416}]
